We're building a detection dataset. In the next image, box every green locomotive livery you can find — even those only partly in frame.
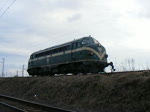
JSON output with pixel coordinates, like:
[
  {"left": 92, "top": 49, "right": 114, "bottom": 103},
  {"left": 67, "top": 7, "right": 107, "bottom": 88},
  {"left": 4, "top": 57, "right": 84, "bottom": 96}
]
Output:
[{"left": 27, "top": 36, "right": 114, "bottom": 76}]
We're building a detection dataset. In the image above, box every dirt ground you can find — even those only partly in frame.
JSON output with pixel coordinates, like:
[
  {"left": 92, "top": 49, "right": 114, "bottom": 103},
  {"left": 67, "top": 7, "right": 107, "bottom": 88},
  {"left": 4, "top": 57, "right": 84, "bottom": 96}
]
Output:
[{"left": 0, "top": 71, "right": 150, "bottom": 112}]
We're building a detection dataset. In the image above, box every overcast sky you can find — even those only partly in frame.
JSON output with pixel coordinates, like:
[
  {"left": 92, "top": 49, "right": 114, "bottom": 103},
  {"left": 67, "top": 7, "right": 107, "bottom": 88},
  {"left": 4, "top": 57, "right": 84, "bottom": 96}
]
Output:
[{"left": 0, "top": 0, "right": 150, "bottom": 76}]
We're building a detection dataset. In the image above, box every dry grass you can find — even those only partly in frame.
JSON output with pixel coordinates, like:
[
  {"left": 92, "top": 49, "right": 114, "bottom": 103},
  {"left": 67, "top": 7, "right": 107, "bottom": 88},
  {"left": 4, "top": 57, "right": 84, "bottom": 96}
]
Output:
[{"left": 0, "top": 71, "right": 150, "bottom": 112}]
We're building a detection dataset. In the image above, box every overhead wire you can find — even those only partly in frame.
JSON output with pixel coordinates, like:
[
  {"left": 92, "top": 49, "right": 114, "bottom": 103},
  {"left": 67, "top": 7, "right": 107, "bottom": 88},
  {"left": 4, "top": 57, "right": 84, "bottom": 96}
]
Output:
[
  {"left": 0, "top": 0, "right": 10, "bottom": 12},
  {"left": 0, "top": 0, "right": 16, "bottom": 18}
]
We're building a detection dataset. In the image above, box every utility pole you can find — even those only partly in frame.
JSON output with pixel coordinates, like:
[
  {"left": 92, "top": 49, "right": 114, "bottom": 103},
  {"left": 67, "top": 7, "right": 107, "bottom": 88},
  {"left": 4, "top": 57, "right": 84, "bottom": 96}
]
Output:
[
  {"left": 22, "top": 65, "right": 25, "bottom": 77},
  {"left": 16, "top": 71, "right": 18, "bottom": 77},
  {"left": 2, "top": 58, "right": 5, "bottom": 77}
]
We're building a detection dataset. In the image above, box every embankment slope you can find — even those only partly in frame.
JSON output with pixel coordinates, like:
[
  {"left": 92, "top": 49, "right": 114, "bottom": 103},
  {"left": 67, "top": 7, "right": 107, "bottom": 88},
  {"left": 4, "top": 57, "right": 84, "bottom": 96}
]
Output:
[{"left": 0, "top": 71, "right": 150, "bottom": 112}]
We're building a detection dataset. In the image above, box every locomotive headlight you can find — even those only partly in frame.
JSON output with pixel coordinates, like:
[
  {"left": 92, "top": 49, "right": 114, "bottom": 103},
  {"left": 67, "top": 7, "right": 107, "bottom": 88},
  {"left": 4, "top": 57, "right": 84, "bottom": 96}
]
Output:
[
  {"left": 88, "top": 52, "right": 94, "bottom": 56},
  {"left": 98, "top": 43, "right": 101, "bottom": 47}
]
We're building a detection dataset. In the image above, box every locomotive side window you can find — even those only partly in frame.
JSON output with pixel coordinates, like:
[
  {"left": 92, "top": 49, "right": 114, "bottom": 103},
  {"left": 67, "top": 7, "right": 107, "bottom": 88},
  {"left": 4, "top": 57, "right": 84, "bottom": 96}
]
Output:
[
  {"left": 73, "top": 43, "right": 76, "bottom": 49},
  {"left": 76, "top": 42, "right": 80, "bottom": 47},
  {"left": 72, "top": 42, "right": 80, "bottom": 49},
  {"left": 66, "top": 45, "right": 70, "bottom": 50},
  {"left": 31, "top": 55, "right": 35, "bottom": 59},
  {"left": 30, "top": 55, "right": 33, "bottom": 59}
]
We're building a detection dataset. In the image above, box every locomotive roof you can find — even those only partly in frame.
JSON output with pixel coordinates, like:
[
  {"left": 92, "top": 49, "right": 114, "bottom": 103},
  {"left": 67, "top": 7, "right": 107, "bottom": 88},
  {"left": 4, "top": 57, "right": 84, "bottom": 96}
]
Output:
[{"left": 32, "top": 36, "right": 94, "bottom": 55}]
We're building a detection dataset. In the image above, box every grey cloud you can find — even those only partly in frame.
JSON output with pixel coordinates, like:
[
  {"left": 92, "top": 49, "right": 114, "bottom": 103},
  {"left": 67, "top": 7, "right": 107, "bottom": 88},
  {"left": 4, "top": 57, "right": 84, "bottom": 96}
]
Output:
[
  {"left": 68, "top": 13, "right": 82, "bottom": 22},
  {"left": 130, "top": 0, "right": 150, "bottom": 18},
  {"left": 50, "top": 0, "right": 82, "bottom": 10}
]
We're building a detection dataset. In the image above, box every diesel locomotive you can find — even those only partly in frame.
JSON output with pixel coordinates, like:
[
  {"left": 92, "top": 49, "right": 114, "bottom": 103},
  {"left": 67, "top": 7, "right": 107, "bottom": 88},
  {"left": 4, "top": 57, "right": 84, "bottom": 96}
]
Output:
[{"left": 27, "top": 36, "right": 114, "bottom": 76}]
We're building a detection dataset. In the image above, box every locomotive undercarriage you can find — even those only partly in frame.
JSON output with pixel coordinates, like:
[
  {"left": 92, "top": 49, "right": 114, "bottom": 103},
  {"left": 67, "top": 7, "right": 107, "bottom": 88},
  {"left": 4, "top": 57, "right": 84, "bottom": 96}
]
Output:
[{"left": 28, "top": 61, "right": 113, "bottom": 76}]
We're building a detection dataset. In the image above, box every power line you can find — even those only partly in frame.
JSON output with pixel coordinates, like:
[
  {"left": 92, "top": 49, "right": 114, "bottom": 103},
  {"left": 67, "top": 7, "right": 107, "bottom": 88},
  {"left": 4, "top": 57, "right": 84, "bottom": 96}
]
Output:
[
  {"left": 0, "top": 0, "right": 16, "bottom": 18},
  {"left": 0, "top": 0, "right": 10, "bottom": 13}
]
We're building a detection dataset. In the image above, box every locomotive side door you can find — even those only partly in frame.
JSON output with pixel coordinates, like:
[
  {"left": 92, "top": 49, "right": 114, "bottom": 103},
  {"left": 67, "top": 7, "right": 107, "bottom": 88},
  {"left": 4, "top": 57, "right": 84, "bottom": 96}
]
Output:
[
  {"left": 71, "top": 42, "right": 81, "bottom": 63},
  {"left": 71, "top": 42, "right": 75, "bottom": 63}
]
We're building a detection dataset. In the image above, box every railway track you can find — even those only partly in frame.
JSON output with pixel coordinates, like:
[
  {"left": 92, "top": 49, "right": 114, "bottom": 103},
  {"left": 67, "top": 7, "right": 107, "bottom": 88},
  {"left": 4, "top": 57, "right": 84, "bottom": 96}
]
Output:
[
  {"left": 0, "top": 102, "right": 26, "bottom": 112},
  {"left": 105, "top": 70, "right": 150, "bottom": 75},
  {"left": 51, "top": 70, "right": 150, "bottom": 77},
  {"left": 0, "top": 94, "right": 74, "bottom": 112},
  {"left": 0, "top": 70, "right": 149, "bottom": 79}
]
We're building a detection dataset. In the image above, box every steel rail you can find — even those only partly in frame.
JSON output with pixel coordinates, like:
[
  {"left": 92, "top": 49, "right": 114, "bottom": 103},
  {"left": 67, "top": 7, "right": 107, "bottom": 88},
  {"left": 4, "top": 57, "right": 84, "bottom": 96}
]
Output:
[
  {"left": 104, "top": 70, "right": 150, "bottom": 75},
  {"left": 0, "top": 102, "right": 26, "bottom": 112},
  {"left": 0, "top": 94, "right": 74, "bottom": 112}
]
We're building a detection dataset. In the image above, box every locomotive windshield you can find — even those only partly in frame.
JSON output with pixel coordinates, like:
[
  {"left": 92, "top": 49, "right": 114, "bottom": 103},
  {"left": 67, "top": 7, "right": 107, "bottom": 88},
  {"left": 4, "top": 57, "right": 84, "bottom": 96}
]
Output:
[
  {"left": 82, "top": 38, "right": 92, "bottom": 44},
  {"left": 93, "top": 38, "right": 99, "bottom": 44}
]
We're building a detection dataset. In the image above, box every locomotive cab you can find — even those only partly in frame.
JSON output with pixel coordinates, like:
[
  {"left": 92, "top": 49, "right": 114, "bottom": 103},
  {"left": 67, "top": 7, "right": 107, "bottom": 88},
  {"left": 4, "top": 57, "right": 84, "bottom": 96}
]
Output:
[{"left": 79, "top": 36, "right": 114, "bottom": 72}]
